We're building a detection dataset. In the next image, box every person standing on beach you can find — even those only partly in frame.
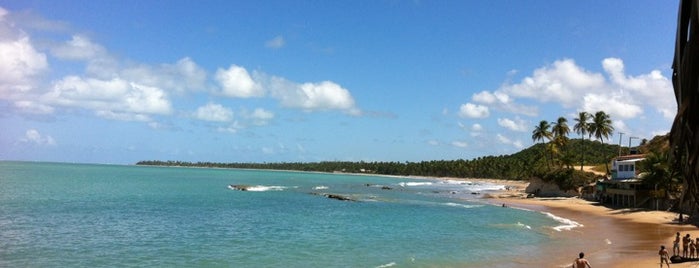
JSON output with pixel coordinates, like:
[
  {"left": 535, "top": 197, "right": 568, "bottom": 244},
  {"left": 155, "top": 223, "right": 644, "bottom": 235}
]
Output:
[
  {"left": 674, "top": 232, "right": 681, "bottom": 256},
  {"left": 684, "top": 234, "right": 692, "bottom": 257},
  {"left": 660, "top": 245, "right": 671, "bottom": 268},
  {"left": 573, "top": 252, "right": 592, "bottom": 268}
]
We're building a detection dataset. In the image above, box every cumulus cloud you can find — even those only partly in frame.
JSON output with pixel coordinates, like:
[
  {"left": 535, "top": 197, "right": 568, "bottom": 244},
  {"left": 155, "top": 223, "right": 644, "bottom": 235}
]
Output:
[
  {"left": 194, "top": 103, "right": 233, "bottom": 122},
  {"left": 497, "top": 117, "right": 527, "bottom": 132},
  {"left": 268, "top": 76, "right": 360, "bottom": 115},
  {"left": 0, "top": 34, "right": 48, "bottom": 94},
  {"left": 216, "top": 65, "right": 264, "bottom": 98},
  {"left": 51, "top": 35, "right": 107, "bottom": 60},
  {"left": 121, "top": 57, "right": 207, "bottom": 93},
  {"left": 471, "top": 58, "right": 675, "bottom": 122},
  {"left": 496, "top": 134, "right": 523, "bottom": 149},
  {"left": 21, "top": 129, "right": 56, "bottom": 146},
  {"left": 602, "top": 58, "right": 675, "bottom": 119},
  {"left": 502, "top": 59, "right": 606, "bottom": 106},
  {"left": 471, "top": 123, "right": 483, "bottom": 132},
  {"left": 217, "top": 121, "right": 243, "bottom": 134},
  {"left": 265, "top": 35, "right": 285, "bottom": 49},
  {"left": 458, "top": 103, "right": 489, "bottom": 118},
  {"left": 45, "top": 76, "right": 172, "bottom": 118},
  {"left": 14, "top": 100, "right": 54, "bottom": 114},
  {"left": 582, "top": 93, "right": 643, "bottom": 119},
  {"left": 96, "top": 110, "right": 151, "bottom": 121},
  {"left": 451, "top": 141, "right": 468, "bottom": 148},
  {"left": 473, "top": 91, "right": 510, "bottom": 104},
  {"left": 248, "top": 108, "right": 274, "bottom": 126},
  {"left": 470, "top": 91, "right": 538, "bottom": 116}
]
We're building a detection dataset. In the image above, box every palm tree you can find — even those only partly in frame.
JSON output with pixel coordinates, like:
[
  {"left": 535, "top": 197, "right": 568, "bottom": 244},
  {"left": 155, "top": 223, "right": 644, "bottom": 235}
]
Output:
[
  {"left": 532, "top": 120, "right": 552, "bottom": 168},
  {"left": 551, "top": 117, "right": 570, "bottom": 167},
  {"left": 589, "top": 111, "right": 614, "bottom": 174},
  {"left": 573, "top": 112, "right": 591, "bottom": 170},
  {"left": 589, "top": 111, "right": 614, "bottom": 142}
]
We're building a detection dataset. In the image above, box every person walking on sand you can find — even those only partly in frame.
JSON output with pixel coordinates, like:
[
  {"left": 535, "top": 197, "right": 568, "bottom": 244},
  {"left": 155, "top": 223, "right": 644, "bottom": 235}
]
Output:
[
  {"left": 684, "top": 234, "right": 692, "bottom": 257},
  {"left": 660, "top": 245, "right": 671, "bottom": 268},
  {"left": 573, "top": 252, "right": 592, "bottom": 268},
  {"left": 674, "top": 232, "right": 681, "bottom": 256}
]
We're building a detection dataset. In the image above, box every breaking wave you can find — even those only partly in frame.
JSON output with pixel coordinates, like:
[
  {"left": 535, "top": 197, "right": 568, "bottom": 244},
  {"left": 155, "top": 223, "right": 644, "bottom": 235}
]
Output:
[{"left": 542, "top": 211, "right": 584, "bottom": 231}]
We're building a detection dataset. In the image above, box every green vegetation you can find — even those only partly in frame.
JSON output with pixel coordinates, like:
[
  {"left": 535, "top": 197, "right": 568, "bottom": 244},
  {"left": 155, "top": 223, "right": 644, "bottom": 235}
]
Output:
[
  {"left": 139, "top": 111, "right": 678, "bottom": 195},
  {"left": 137, "top": 136, "right": 623, "bottom": 182}
]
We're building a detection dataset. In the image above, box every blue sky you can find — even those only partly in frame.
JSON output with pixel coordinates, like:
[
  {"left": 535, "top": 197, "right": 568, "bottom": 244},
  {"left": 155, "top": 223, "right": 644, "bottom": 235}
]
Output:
[{"left": 0, "top": 1, "right": 678, "bottom": 164}]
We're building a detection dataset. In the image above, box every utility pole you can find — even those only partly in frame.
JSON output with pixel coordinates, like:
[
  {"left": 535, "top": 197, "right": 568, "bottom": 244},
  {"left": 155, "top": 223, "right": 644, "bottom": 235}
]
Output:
[
  {"left": 618, "top": 132, "right": 624, "bottom": 157},
  {"left": 628, "top": 136, "right": 639, "bottom": 155}
]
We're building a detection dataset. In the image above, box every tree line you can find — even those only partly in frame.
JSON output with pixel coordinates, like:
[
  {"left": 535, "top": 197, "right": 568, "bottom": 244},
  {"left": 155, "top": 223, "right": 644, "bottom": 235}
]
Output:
[{"left": 137, "top": 111, "right": 625, "bottom": 182}]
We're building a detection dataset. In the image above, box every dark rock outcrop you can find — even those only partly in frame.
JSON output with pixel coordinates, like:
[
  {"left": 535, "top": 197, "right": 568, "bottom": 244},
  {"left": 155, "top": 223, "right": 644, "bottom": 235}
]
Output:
[{"left": 228, "top": 184, "right": 251, "bottom": 191}]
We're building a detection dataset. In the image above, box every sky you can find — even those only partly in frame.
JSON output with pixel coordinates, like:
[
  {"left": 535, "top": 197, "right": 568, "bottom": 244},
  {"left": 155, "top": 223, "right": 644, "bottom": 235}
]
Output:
[{"left": 0, "top": 1, "right": 679, "bottom": 164}]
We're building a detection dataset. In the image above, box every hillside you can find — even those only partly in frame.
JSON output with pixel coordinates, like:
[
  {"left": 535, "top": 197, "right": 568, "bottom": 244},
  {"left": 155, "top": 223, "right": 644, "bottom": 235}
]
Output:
[{"left": 138, "top": 135, "right": 669, "bottom": 181}]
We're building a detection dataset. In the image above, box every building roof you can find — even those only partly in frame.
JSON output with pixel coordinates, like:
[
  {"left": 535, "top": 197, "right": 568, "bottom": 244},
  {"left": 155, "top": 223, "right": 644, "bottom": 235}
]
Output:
[
  {"left": 613, "top": 154, "right": 646, "bottom": 161},
  {"left": 616, "top": 158, "right": 645, "bottom": 163}
]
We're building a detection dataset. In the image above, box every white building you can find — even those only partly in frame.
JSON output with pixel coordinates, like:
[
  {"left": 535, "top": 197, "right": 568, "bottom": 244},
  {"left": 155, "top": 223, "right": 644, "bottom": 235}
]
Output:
[{"left": 610, "top": 154, "right": 646, "bottom": 180}]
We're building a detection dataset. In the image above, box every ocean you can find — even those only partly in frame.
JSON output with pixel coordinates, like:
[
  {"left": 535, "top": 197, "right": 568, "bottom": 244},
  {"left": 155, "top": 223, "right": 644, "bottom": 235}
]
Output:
[{"left": 0, "top": 161, "right": 582, "bottom": 267}]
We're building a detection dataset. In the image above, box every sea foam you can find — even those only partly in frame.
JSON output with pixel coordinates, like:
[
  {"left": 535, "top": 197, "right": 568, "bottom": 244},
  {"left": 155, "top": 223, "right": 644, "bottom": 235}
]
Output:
[
  {"left": 398, "top": 182, "right": 433, "bottom": 187},
  {"left": 375, "top": 262, "right": 396, "bottom": 268},
  {"left": 228, "top": 185, "right": 287, "bottom": 192},
  {"left": 542, "top": 212, "right": 584, "bottom": 231}
]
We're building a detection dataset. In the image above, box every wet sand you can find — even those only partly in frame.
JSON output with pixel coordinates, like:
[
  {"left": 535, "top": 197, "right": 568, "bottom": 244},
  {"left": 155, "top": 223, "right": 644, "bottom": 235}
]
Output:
[{"left": 433, "top": 177, "right": 699, "bottom": 267}]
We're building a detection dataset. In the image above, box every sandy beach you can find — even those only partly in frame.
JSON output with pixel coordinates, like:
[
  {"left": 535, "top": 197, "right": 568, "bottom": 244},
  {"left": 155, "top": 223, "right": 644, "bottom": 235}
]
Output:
[{"left": 440, "top": 177, "right": 699, "bottom": 267}]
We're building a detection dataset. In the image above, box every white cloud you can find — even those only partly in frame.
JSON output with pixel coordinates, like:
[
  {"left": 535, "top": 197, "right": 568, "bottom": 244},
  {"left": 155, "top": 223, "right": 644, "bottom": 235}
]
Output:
[
  {"left": 457, "top": 103, "right": 489, "bottom": 118},
  {"left": 478, "top": 57, "right": 675, "bottom": 123},
  {"left": 45, "top": 76, "right": 172, "bottom": 118},
  {"left": 194, "top": 103, "right": 233, "bottom": 122},
  {"left": 612, "top": 120, "right": 628, "bottom": 136},
  {"left": 121, "top": 57, "right": 207, "bottom": 93},
  {"left": 0, "top": 35, "right": 48, "bottom": 94},
  {"left": 265, "top": 35, "right": 285, "bottom": 49},
  {"left": 602, "top": 58, "right": 675, "bottom": 120},
  {"left": 51, "top": 35, "right": 107, "bottom": 60},
  {"left": 96, "top": 110, "right": 151, "bottom": 121},
  {"left": 496, "top": 133, "right": 524, "bottom": 149},
  {"left": 427, "top": 140, "right": 439, "bottom": 146},
  {"left": 497, "top": 117, "right": 527, "bottom": 132},
  {"left": 216, "top": 65, "right": 264, "bottom": 98},
  {"left": 502, "top": 59, "right": 606, "bottom": 106},
  {"left": 268, "top": 76, "right": 360, "bottom": 114},
  {"left": 14, "top": 100, "right": 54, "bottom": 114},
  {"left": 582, "top": 93, "right": 643, "bottom": 119},
  {"left": 248, "top": 108, "right": 274, "bottom": 126},
  {"left": 470, "top": 90, "right": 538, "bottom": 117},
  {"left": 451, "top": 141, "right": 468, "bottom": 148},
  {"left": 471, "top": 123, "right": 483, "bottom": 132},
  {"left": 473, "top": 91, "right": 510, "bottom": 104},
  {"left": 217, "top": 121, "right": 243, "bottom": 134},
  {"left": 20, "top": 129, "right": 56, "bottom": 146}
]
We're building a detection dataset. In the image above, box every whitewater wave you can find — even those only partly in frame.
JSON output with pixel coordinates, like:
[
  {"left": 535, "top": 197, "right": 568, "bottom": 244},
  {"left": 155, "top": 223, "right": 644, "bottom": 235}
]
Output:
[
  {"left": 542, "top": 211, "right": 583, "bottom": 231},
  {"left": 313, "top": 185, "right": 329, "bottom": 190},
  {"left": 443, "top": 202, "right": 482, "bottom": 209},
  {"left": 398, "top": 182, "right": 433, "bottom": 187},
  {"left": 440, "top": 179, "right": 473, "bottom": 185},
  {"left": 375, "top": 262, "right": 396, "bottom": 268},
  {"left": 227, "top": 185, "right": 287, "bottom": 192},
  {"left": 516, "top": 222, "right": 532, "bottom": 229}
]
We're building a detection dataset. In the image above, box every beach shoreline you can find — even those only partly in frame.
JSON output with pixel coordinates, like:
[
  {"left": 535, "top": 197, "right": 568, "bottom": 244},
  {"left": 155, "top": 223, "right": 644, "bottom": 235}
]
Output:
[{"left": 430, "top": 176, "right": 699, "bottom": 267}]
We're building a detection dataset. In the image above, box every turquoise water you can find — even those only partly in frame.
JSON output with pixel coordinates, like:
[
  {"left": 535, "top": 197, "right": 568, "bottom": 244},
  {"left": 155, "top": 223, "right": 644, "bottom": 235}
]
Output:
[{"left": 0, "top": 161, "right": 569, "bottom": 267}]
